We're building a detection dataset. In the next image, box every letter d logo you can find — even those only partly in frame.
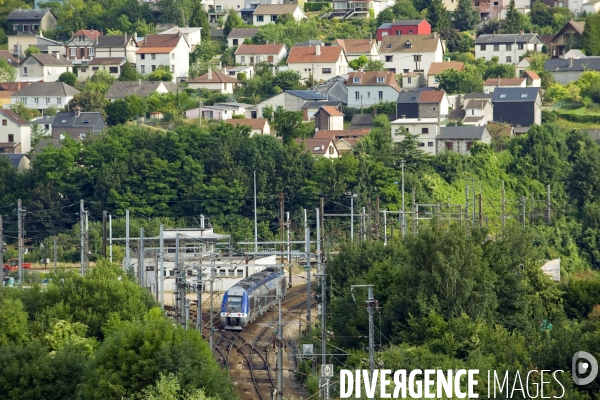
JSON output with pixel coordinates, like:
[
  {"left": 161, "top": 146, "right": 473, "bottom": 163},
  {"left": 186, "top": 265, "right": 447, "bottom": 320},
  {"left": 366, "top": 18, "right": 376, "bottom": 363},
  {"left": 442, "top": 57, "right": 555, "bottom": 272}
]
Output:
[{"left": 572, "top": 351, "right": 598, "bottom": 385}]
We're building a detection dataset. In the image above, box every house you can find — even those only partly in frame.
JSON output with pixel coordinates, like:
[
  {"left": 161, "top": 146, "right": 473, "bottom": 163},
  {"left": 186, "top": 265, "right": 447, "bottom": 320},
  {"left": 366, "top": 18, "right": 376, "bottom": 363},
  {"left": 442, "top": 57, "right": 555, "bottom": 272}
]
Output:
[
  {"left": 314, "top": 128, "right": 370, "bottom": 140},
  {"left": 78, "top": 58, "right": 126, "bottom": 81},
  {"left": 332, "top": 39, "right": 379, "bottom": 61},
  {"left": 11, "top": 81, "right": 79, "bottom": 111},
  {"left": 0, "top": 51, "right": 20, "bottom": 67},
  {"left": 160, "top": 26, "right": 202, "bottom": 49},
  {"left": 402, "top": 72, "right": 425, "bottom": 89},
  {"left": 308, "top": 76, "right": 348, "bottom": 104},
  {"left": 427, "top": 61, "right": 465, "bottom": 88},
  {"left": 376, "top": 19, "right": 431, "bottom": 41},
  {"left": 515, "top": 57, "right": 531, "bottom": 77},
  {"left": 544, "top": 57, "right": 600, "bottom": 84},
  {"left": 65, "top": 29, "right": 102, "bottom": 64},
  {"left": 95, "top": 33, "right": 139, "bottom": 64},
  {"left": 225, "top": 65, "right": 254, "bottom": 79},
  {"left": 314, "top": 106, "right": 344, "bottom": 131},
  {"left": 52, "top": 107, "right": 106, "bottom": 140},
  {"left": 234, "top": 44, "right": 287, "bottom": 65},
  {"left": 521, "top": 71, "right": 541, "bottom": 87},
  {"left": 379, "top": 33, "right": 443, "bottom": 74},
  {"left": 396, "top": 90, "right": 449, "bottom": 119},
  {"left": 136, "top": 33, "right": 190, "bottom": 82},
  {"left": 187, "top": 69, "right": 244, "bottom": 94},
  {"left": 1, "top": 154, "right": 30, "bottom": 172},
  {"left": 391, "top": 117, "right": 440, "bottom": 155},
  {"left": 30, "top": 115, "right": 54, "bottom": 137},
  {"left": 301, "top": 101, "right": 344, "bottom": 121},
  {"left": 483, "top": 77, "right": 526, "bottom": 93},
  {"left": 474, "top": 0, "right": 505, "bottom": 20},
  {"left": 0, "top": 82, "right": 31, "bottom": 107},
  {"left": 294, "top": 138, "right": 339, "bottom": 158},
  {"left": 349, "top": 112, "right": 396, "bottom": 130},
  {"left": 564, "top": 49, "right": 586, "bottom": 59},
  {"left": 346, "top": 71, "right": 402, "bottom": 108},
  {"left": 227, "top": 28, "right": 259, "bottom": 47},
  {"left": 18, "top": 53, "right": 72, "bottom": 82},
  {"left": 222, "top": 118, "right": 271, "bottom": 136},
  {"left": 185, "top": 102, "right": 252, "bottom": 120},
  {"left": 34, "top": 35, "right": 64, "bottom": 56},
  {"left": 287, "top": 44, "right": 348, "bottom": 81},
  {"left": 475, "top": 34, "right": 544, "bottom": 64},
  {"left": 104, "top": 80, "right": 177, "bottom": 101},
  {"left": 582, "top": 0, "right": 600, "bottom": 15},
  {"left": 7, "top": 9, "right": 57, "bottom": 58},
  {"left": 492, "top": 87, "right": 542, "bottom": 127},
  {"left": 549, "top": 21, "right": 585, "bottom": 58},
  {"left": 252, "top": 4, "right": 305, "bottom": 26},
  {"left": 436, "top": 126, "right": 491, "bottom": 155},
  {"left": 326, "top": 0, "right": 396, "bottom": 20},
  {"left": 334, "top": 138, "right": 359, "bottom": 154},
  {"left": 463, "top": 99, "right": 494, "bottom": 126},
  {"left": 0, "top": 109, "right": 31, "bottom": 153},
  {"left": 248, "top": 90, "right": 327, "bottom": 118}
]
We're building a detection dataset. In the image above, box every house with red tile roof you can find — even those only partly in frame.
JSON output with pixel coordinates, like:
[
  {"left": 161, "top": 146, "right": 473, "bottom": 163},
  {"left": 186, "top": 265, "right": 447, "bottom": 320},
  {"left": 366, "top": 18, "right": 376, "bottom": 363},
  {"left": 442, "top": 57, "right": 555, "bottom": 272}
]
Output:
[
  {"left": 376, "top": 19, "right": 431, "bottom": 41},
  {"left": 380, "top": 33, "right": 443, "bottom": 75},
  {"left": 427, "top": 61, "right": 465, "bottom": 88},
  {"left": 294, "top": 138, "right": 339, "bottom": 158},
  {"left": 396, "top": 90, "right": 449, "bottom": 119},
  {"left": 521, "top": 71, "right": 541, "bottom": 88},
  {"left": 187, "top": 68, "right": 244, "bottom": 94},
  {"left": 65, "top": 30, "right": 102, "bottom": 64},
  {"left": 223, "top": 118, "right": 271, "bottom": 136},
  {"left": 347, "top": 71, "right": 402, "bottom": 108},
  {"left": 287, "top": 44, "right": 348, "bottom": 82},
  {"left": 234, "top": 44, "right": 287, "bottom": 66},
  {"left": 314, "top": 106, "right": 344, "bottom": 131},
  {"left": 136, "top": 33, "right": 190, "bottom": 82},
  {"left": 0, "top": 108, "right": 31, "bottom": 153},
  {"left": 332, "top": 39, "right": 379, "bottom": 61},
  {"left": 483, "top": 77, "right": 526, "bottom": 93}
]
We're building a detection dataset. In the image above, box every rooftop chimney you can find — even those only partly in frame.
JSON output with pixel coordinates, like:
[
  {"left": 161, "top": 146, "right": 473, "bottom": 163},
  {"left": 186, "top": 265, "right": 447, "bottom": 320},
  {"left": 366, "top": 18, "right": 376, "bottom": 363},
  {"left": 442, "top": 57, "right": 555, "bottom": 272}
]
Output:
[
  {"left": 208, "top": 67, "right": 213, "bottom": 80},
  {"left": 74, "top": 106, "right": 81, "bottom": 117},
  {"left": 55, "top": 52, "right": 60, "bottom": 59},
  {"left": 316, "top": 45, "right": 321, "bottom": 56}
]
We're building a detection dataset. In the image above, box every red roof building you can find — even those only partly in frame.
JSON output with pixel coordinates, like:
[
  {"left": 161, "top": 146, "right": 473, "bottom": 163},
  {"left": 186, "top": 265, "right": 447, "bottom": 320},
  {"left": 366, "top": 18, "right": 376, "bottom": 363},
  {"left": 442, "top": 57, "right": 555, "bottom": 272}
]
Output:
[{"left": 376, "top": 19, "right": 431, "bottom": 42}]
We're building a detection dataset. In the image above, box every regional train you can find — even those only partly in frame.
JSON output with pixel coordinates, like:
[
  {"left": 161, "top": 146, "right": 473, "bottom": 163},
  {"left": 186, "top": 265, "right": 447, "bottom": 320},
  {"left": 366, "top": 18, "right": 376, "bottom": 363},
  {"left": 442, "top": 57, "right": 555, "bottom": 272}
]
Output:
[{"left": 220, "top": 267, "right": 287, "bottom": 330}]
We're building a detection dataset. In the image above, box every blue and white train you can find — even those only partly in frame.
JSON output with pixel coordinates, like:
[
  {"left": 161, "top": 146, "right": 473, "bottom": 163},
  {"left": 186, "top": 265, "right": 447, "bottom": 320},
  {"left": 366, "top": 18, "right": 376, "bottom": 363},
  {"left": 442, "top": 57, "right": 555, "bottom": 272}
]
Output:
[{"left": 220, "top": 267, "right": 287, "bottom": 330}]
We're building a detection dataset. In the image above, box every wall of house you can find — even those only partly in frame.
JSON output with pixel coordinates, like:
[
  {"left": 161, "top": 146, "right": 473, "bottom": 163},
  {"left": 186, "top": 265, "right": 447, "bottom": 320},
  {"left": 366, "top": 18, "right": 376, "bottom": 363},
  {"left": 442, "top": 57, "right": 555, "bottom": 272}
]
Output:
[
  {"left": 493, "top": 102, "right": 536, "bottom": 127},
  {"left": 78, "top": 64, "right": 122, "bottom": 81},
  {"left": 96, "top": 45, "right": 137, "bottom": 64},
  {"left": 137, "top": 45, "right": 188, "bottom": 83},
  {"left": 347, "top": 86, "right": 400, "bottom": 108},
  {"left": 289, "top": 59, "right": 348, "bottom": 82},
  {"left": 187, "top": 81, "right": 228, "bottom": 93},
  {"left": 19, "top": 57, "right": 44, "bottom": 81},
  {"left": 66, "top": 36, "right": 96, "bottom": 62},
  {"left": 11, "top": 95, "right": 73, "bottom": 110},
  {"left": 551, "top": 70, "right": 584, "bottom": 85},
  {"left": 382, "top": 45, "right": 442, "bottom": 75},
  {"left": 475, "top": 42, "right": 540, "bottom": 64},
  {"left": 391, "top": 120, "right": 438, "bottom": 154},
  {"left": 248, "top": 92, "right": 286, "bottom": 118},
  {"left": 8, "top": 36, "right": 37, "bottom": 58},
  {"left": 235, "top": 49, "right": 286, "bottom": 65},
  {"left": 0, "top": 119, "right": 30, "bottom": 153},
  {"left": 436, "top": 139, "right": 475, "bottom": 155}
]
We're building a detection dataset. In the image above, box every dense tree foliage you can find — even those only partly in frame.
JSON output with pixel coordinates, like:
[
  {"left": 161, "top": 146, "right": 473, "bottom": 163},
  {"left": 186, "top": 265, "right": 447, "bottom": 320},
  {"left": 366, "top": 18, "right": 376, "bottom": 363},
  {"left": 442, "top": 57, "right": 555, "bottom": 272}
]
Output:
[{"left": 452, "top": 0, "right": 480, "bottom": 31}]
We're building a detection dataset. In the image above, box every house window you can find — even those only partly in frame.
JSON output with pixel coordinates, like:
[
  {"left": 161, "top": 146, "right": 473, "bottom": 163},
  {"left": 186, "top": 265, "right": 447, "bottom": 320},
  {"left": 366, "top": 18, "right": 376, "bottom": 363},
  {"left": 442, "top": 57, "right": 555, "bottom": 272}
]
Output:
[
  {"left": 385, "top": 56, "right": 393, "bottom": 62},
  {"left": 233, "top": 39, "right": 239, "bottom": 45},
  {"left": 480, "top": 44, "right": 486, "bottom": 51},
  {"left": 237, "top": 269, "right": 243, "bottom": 277},
  {"left": 141, "top": 65, "right": 145, "bottom": 73},
  {"left": 434, "top": 76, "right": 440, "bottom": 83},
  {"left": 475, "top": 1, "right": 480, "bottom": 5},
  {"left": 520, "top": 93, "right": 528, "bottom": 98},
  {"left": 240, "top": 56, "right": 245, "bottom": 63},
  {"left": 89, "top": 47, "right": 94, "bottom": 56},
  {"left": 409, "top": 30, "right": 413, "bottom": 34},
  {"left": 518, "top": 43, "right": 524, "bottom": 50},
  {"left": 109, "top": 66, "right": 118, "bottom": 73},
  {"left": 19, "top": 98, "right": 26, "bottom": 104},
  {"left": 80, "top": 68, "right": 87, "bottom": 73},
  {"left": 216, "top": 5, "right": 221, "bottom": 11},
  {"left": 446, "top": 141, "right": 453, "bottom": 150},
  {"left": 141, "top": 54, "right": 146, "bottom": 60},
  {"left": 70, "top": 47, "right": 76, "bottom": 56},
  {"left": 396, "top": 30, "right": 400, "bottom": 35},
  {"left": 377, "top": 77, "right": 384, "bottom": 83},
  {"left": 34, "top": 98, "right": 38, "bottom": 104},
  {"left": 506, "top": 56, "right": 512, "bottom": 63},
  {"left": 171, "top": 65, "right": 174, "bottom": 72},
  {"left": 329, "top": 146, "right": 334, "bottom": 155},
  {"left": 171, "top": 53, "right": 175, "bottom": 60},
  {"left": 257, "top": 15, "right": 264, "bottom": 22},
  {"left": 355, "top": 91, "right": 360, "bottom": 100},
  {"left": 353, "top": 77, "right": 360, "bottom": 83},
  {"left": 22, "top": 67, "right": 27, "bottom": 76},
  {"left": 367, "top": 92, "right": 370, "bottom": 98},
  {"left": 494, "top": 44, "right": 499, "bottom": 51},
  {"left": 268, "top": 55, "right": 274, "bottom": 63},
  {"left": 407, "top": 77, "right": 412, "bottom": 84},
  {"left": 92, "top": 67, "right": 99, "bottom": 71},
  {"left": 386, "top": 44, "right": 392, "bottom": 49},
  {"left": 493, "top": 1, "right": 498, "bottom": 4},
  {"left": 418, "top": 142, "right": 425, "bottom": 147},
  {"left": 428, "top": 142, "right": 433, "bottom": 146},
  {"left": 422, "top": 128, "right": 429, "bottom": 134},
  {"left": 467, "top": 141, "right": 474, "bottom": 150},
  {"left": 151, "top": 65, "right": 156, "bottom": 71},
  {"left": 322, "top": 68, "right": 331, "bottom": 73},
  {"left": 256, "top": 56, "right": 261, "bottom": 63},
  {"left": 8, "top": 134, "right": 13, "bottom": 142},
  {"left": 151, "top": 54, "right": 156, "bottom": 60},
  {"left": 271, "top": 15, "right": 277, "bottom": 21},
  {"left": 251, "top": 110, "right": 257, "bottom": 118},
  {"left": 471, "top": 109, "right": 475, "bottom": 115},
  {"left": 506, "top": 44, "right": 511, "bottom": 51},
  {"left": 1, "top": 120, "right": 6, "bottom": 126},
  {"left": 32, "top": 24, "right": 38, "bottom": 31},
  {"left": 46, "top": 98, "right": 50, "bottom": 104},
  {"left": 378, "top": 91, "right": 383, "bottom": 99}
]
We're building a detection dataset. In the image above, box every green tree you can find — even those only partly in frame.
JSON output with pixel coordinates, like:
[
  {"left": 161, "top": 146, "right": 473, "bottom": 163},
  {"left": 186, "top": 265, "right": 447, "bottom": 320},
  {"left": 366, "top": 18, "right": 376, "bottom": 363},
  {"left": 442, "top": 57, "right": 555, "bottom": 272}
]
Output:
[
  {"left": 220, "top": 46, "right": 237, "bottom": 67},
  {"left": 271, "top": 70, "right": 302, "bottom": 91},
  {"left": 427, "top": 0, "right": 451, "bottom": 31},
  {"left": 275, "top": 13, "right": 295, "bottom": 25},
  {"left": 223, "top": 8, "right": 243, "bottom": 36},
  {"left": 119, "top": 61, "right": 141, "bottom": 81},
  {"left": 273, "top": 107, "right": 303, "bottom": 144},
  {"left": 0, "top": 59, "right": 16, "bottom": 82},
  {"left": 530, "top": 0, "right": 553, "bottom": 28},
  {"left": 0, "top": 298, "right": 29, "bottom": 346},
  {"left": 437, "top": 67, "right": 483, "bottom": 94},
  {"left": 58, "top": 71, "right": 77, "bottom": 87},
  {"left": 503, "top": 0, "right": 525, "bottom": 33},
  {"left": 583, "top": 13, "right": 600, "bottom": 56},
  {"left": 67, "top": 90, "right": 107, "bottom": 119},
  {"left": 84, "top": 70, "right": 116, "bottom": 95},
  {"left": 24, "top": 45, "right": 41, "bottom": 55},
  {"left": 377, "top": 7, "right": 396, "bottom": 26},
  {"left": 392, "top": 0, "right": 420, "bottom": 19},
  {"left": 452, "top": 0, "right": 480, "bottom": 31},
  {"left": 189, "top": 0, "right": 210, "bottom": 41},
  {"left": 364, "top": 59, "right": 387, "bottom": 71},
  {"left": 10, "top": 102, "right": 41, "bottom": 120},
  {"left": 440, "top": 27, "right": 474, "bottom": 53},
  {"left": 147, "top": 65, "right": 173, "bottom": 81},
  {"left": 348, "top": 55, "right": 369, "bottom": 71}
]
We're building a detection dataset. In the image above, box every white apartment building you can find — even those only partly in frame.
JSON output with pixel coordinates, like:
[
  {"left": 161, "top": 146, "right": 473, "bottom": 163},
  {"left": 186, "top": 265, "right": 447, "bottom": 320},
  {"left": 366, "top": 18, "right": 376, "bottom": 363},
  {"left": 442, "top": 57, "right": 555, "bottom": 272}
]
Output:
[
  {"left": 474, "top": 33, "right": 544, "bottom": 65},
  {"left": 136, "top": 34, "right": 190, "bottom": 82}
]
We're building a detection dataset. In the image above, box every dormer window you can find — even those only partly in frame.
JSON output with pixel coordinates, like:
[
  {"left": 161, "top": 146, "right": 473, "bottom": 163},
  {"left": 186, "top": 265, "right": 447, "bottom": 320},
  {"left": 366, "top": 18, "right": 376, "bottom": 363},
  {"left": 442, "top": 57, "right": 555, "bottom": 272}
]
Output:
[
  {"left": 386, "top": 44, "right": 392, "bottom": 49},
  {"left": 405, "top": 40, "right": 412, "bottom": 49},
  {"left": 377, "top": 77, "right": 384, "bottom": 83},
  {"left": 353, "top": 77, "right": 360, "bottom": 83}
]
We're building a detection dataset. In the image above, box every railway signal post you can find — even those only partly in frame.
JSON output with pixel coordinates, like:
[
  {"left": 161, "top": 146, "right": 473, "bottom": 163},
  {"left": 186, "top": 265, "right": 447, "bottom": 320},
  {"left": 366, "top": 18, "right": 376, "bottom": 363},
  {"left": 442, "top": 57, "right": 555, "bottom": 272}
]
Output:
[{"left": 351, "top": 284, "right": 376, "bottom": 399}]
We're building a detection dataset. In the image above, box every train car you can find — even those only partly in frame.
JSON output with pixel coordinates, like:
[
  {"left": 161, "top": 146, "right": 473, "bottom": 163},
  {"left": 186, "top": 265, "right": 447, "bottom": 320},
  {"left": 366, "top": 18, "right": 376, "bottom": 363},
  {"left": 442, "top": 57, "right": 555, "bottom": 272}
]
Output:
[{"left": 220, "top": 267, "right": 287, "bottom": 330}]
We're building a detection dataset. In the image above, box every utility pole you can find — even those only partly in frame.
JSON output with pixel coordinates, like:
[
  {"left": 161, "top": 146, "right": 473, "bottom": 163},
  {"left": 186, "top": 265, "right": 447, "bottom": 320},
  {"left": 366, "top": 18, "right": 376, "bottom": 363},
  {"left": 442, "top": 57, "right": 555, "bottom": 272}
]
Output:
[
  {"left": 305, "top": 209, "right": 311, "bottom": 334},
  {"left": 375, "top": 196, "right": 380, "bottom": 241},
  {"left": 277, "top": 284, "right": 283, "bottom": 400},
  {"left": 465, "top": 184, "right": 469, "bottom": 223},
  {"left": 125, "top": 209, "right": 130, "bottom": 272},
  {"left": 140, "top": 227, "right": 144, "bottom": 287},
  {"left": 254, "top": 170, "right": 258, "bottom": 252},
  {"left": 80, "top": 199, "right": 84, "bottom": 275},
  {"left": 196, "top": 272, "right": 203, "bottom": 331},
  {"left": 521, "top": 197, "right": 526, "bottom": 226},
  {"left": 401, "top": 160, "right": 405, "bottom": 237},
  {"left": 175, "top": 233, "right": 180, "bottom": 324},
  {"left": 209, "top": 271, "right": 214, "bottom": 350},
  {"left": 280, "top": 193, "right": 285, "bottom": 264},
  {"left": 478, "top": 194, "right": 483, "bottom": 228},
  {"left": 317, "top": 206, "right": 327, "bottom": 399},
  {"left": 320, "top": 197, "right": 325, "bottom": 255},
  {"left": 350, "top": 194, "right": 355, "bottom": 242},
  {"left": 18, "top": 199, "right": 23, "bottom": 286},
  {"left": 351, "top": 284, "right": 376, "bottom": 398},
  {"left": 109, "top": 214, "right": 113, "bottom": 263},
  {"left": 383, "top": 211, "right": 387, "bottom": 246},
  {"left": 53, "top": 236, "right": 57, "bottom": 271},
  {"left": 546, "top": 185, "right": 551, "bottom": 223},
  {"left": 286, "top": 211, "right": 291, "bottom": 288},
  {"left": 159, "top": 224, "right": 165, "bottom": 309},
  {"left": 412, "top": 190, "right": 416, "bottom": 234},
  {"left": 102, "top": 211, "right": 107, "bottom": 258},
  {"left": 472, "top": 180, "right": 476, "bottom": 227},
  {"left": 85, "top": 210, "right": 89, "bottom": 273}
]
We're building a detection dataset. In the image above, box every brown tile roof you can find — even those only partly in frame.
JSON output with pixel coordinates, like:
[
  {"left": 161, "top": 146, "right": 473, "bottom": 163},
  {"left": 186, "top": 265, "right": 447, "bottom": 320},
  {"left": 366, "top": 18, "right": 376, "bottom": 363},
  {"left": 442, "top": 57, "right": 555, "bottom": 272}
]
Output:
[
  {"left": 551, "top": 21, "right": 585, "bottom": 43},
  {"left": 188, "top": 70, "right": 242, "bottom": 84},
  {"left": 253, "top": 4, "right": 300, "bottom": 15},
  {"left": 0, "top": 109, "right": 29, "bottom": 126},
  {"left": 419, "top": 90, "right": 445, "bottom": 103},
  {"left": 287, "top": 45, "right": 344, "bottom": 64},
  {"left": 223, "top": 118, "right": 268, "bottom": 130},
  {"left": 337, "top": 137, "right": 359, "bottom": 147},
  {"left": 88, "top": 57, "right": 126, "bottom": 65},
  {"left": 522, "top": 70, "right": 540, "bottom": 80},
  {"left": 380, "top": 34, "right": 440, "bottom": 54},
  {"left": 465, "top": 99, "right": 489, "bottom": 109},
  {"left": 314, "top": 129, "right": 370, "bottom": 139},
  {"left": 0, "top": 82, "right": 31, "bottom": 92},
  {"left": 138, "top": 34, "right": 182, "bottom": 51},
  {"left": 228, "top": 28, "right": 260, "bottom": 39},
  {"left": 29, "top": 53, "right": 71, "bottom": 66},
  {"left": 235, "top": 44, "right": 286, "bottom": 55},
  {"left": 332, "top": 39, "right": 375, "bottom": 54},
  {"left": 294, "top": 138, "right": 335, "bottom": 155},
  {"left": 428, "top": 61, "right": 465, "bottom": 75},
  {"left": 72, "top": 29, "right": 102, "bottom": 41},
  {"left": 463, "top": 116, "right": 484, "bottom": 123},
  {"left": 347, "top": 71, "right": 398, "bottom": 86},
  {"left": 484, "top": 77, "right": 526, "bottom": 86},
  {"left": 0, "top": 50, "right": 19, "bottom": 66},
  {"left": 319, "top": 106, "right": 343, "bottom": 116}
]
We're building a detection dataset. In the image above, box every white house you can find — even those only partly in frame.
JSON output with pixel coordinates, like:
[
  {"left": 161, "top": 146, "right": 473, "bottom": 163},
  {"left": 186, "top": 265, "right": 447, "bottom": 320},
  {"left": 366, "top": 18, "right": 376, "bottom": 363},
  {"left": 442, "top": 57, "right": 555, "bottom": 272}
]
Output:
[
  {"left": 346, "top": 71, "right": 402, "bottom": 108},
  {"left": 287, "top": 44, "right": 348, "bottom": 82},
  {"left": 474, "top": 33, "right": 544, "bottom": 65},
  {"left": 227, "top": 28, "right": 259, "bottom": 47},
  {"left": 247, "top": 90, "right": 327, "bottom": 118},
  {"left": 463, "top": 99, "right": 494, "bottom": 126},
  {"left": 160, "top": 26, "right": 202, "bottom": 49},
  {"left": 294, "top": 138, "right": 339, "bottom": 158},
  {"left": 379, "top": 33, "right": 443, "bottom": 75},
  {"left": 483, "top": 77, "right": 526, "bottom": 93},
  {"left": 185, "top": 102, "right": 252, "bottom": 120},
  {"left": 332, "top": 39, "right": 380, "bottom": 61},
  {"left": 427, "top": 61, "right": 465, "bottom": 88},
  {"left": 234, "top": 44, "right": 287, "bottom": 65},
  {"left": 10, "top": 82, "right": 79, "bottom": 111},
  {"left": 313, "top": 106, "right": 344, "bottom": 131},
  {"left": 0, "top": 109, "right": 31, "bottom": 153},
  {"left": 402, "top": 72, "right": 425, "bottom": 89},
  {"left": 18, "top": 53, "right": 72, "bottom": 82},
  {"left": 515, "top": 57, "right": 531, "bottom": 77},
  {"left": 436, "top": 126, "right": 491, "bottom": 155},
  {"left": 252, "top": 4, "right": 305, "bottom": 26},
  {"left": 582, "top": 0, "right": 600, "bottom": 14},
  {"left": 95, "top": 33, "right": 139, "bottom": 64},
  {"left": 136, "top": 34, "right": 190, "bottom": 82},
  {"left": 223, "top": 118, "right": 271, "bottom": 136},
  {"left": 225, "top": 65, "right": 254, "bottom": 79},
  {"left": 78, "top": 57, "right": 126, "bottom": 81},
  {"left": 391, "top": 117, "right": 440, "bottom": 155},
  {"left": 187, "top": 69, "right": 244, "bottom": 94}
]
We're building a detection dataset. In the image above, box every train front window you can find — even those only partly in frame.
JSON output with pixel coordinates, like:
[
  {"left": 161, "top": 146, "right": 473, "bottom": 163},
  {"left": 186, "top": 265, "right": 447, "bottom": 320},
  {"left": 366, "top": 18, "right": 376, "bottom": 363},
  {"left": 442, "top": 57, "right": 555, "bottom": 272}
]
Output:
[{"left": 227, "top": 296, "right": 242, "bottom": 311}]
